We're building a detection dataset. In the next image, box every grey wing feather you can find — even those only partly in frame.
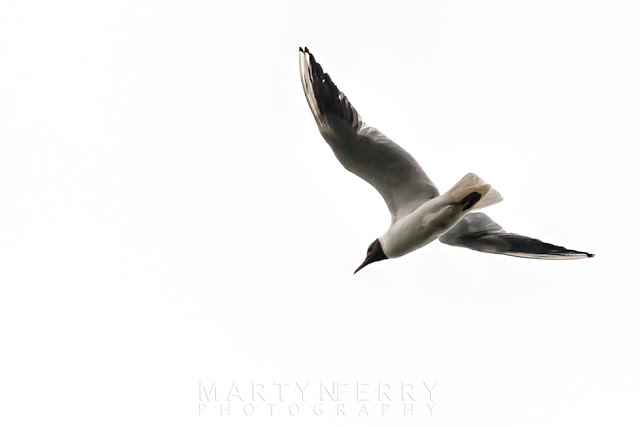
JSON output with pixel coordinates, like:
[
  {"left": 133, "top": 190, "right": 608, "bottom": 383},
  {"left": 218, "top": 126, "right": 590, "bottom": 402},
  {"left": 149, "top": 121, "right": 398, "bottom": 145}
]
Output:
[
  {"left": 299, "top": 47, "right": 438, "bottom": 221},
  {"left": 439, "top": 213, "right": 594, "bottom": 259}
]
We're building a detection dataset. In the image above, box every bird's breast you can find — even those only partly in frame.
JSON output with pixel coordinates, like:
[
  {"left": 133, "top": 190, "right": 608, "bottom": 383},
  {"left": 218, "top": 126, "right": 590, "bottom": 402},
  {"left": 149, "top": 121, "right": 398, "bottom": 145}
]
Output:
[{"left": 380, "top": 200, "right": 464, "bottom": 258}]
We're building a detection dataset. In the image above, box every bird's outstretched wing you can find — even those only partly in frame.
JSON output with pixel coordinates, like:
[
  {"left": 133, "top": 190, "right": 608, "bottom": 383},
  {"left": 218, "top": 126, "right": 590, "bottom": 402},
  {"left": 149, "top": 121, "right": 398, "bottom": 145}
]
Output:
[
  {"left": 299, "top": 47, "right": 438, "bottom": 222},
  {"left": 439, "top": 212, "right": 594, "bottom": 259}
]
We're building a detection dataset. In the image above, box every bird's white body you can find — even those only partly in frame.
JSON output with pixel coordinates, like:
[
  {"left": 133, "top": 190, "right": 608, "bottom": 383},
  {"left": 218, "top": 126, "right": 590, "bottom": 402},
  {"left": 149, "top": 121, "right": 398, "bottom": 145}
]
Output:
[
  {"left": 380, "top": 195, "right": 467, "bottom": 258},
  {"left": 379, "top": 172, "right": 500, "bottom": 258}
]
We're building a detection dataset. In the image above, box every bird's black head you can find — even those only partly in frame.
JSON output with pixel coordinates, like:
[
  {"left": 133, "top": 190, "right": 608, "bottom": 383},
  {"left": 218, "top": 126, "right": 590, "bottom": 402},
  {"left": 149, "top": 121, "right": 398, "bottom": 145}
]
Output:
[{"left": 354, "top": 239, "right": 388, "bottom": 274}]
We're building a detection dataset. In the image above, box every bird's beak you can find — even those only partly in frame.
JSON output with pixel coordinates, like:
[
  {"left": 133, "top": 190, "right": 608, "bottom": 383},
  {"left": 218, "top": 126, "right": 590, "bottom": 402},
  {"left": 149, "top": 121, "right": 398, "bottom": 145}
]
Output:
[
  {"left": 354, "top": 239, "right": 388, "bottom": 275},
  {"left": 353, "top": 262, "right": 366, "bottom": 275},
  {"left": 354, "top": 256, "right": 374, "bottom": 275}
]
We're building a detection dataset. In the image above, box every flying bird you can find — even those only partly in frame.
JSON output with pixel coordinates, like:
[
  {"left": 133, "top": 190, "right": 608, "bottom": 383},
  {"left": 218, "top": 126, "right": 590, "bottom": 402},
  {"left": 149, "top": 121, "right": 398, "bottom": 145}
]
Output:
[{"left": 298, "top": 47, "right": 593, "bottom": 274}]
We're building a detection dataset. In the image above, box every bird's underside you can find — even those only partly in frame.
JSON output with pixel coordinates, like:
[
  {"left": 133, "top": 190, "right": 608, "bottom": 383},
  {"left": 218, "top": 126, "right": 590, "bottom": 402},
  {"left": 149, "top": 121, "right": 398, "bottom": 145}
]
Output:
[{"left": 298, "top": 47, "right": 593, "bottom": 260}]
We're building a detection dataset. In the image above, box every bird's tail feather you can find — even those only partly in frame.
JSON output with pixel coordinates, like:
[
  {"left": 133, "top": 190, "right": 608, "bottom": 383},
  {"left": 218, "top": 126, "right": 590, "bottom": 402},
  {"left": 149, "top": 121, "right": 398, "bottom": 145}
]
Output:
[{"left": 445, "top": 173, "right": 503, "bottom": 211}]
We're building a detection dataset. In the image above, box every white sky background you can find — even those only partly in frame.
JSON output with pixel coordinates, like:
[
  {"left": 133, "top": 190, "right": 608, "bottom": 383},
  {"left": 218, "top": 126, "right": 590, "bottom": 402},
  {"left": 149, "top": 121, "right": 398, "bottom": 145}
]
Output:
[{"left": 0, "top": 0, "right": 638, "bottom": 425}]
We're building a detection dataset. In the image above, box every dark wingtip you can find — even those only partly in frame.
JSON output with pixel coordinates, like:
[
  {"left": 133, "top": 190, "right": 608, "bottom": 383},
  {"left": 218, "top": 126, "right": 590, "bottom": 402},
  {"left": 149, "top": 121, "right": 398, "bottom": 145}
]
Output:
[{"left": 587, "top": 253, "right": 595, "bottom": 258}]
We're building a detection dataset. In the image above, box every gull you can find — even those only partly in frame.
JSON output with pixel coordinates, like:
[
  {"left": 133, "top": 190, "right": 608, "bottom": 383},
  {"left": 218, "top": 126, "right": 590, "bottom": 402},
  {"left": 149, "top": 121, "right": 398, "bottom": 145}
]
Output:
[{"left": 298, "top": 47, "right": 594, "bottom": 274}]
